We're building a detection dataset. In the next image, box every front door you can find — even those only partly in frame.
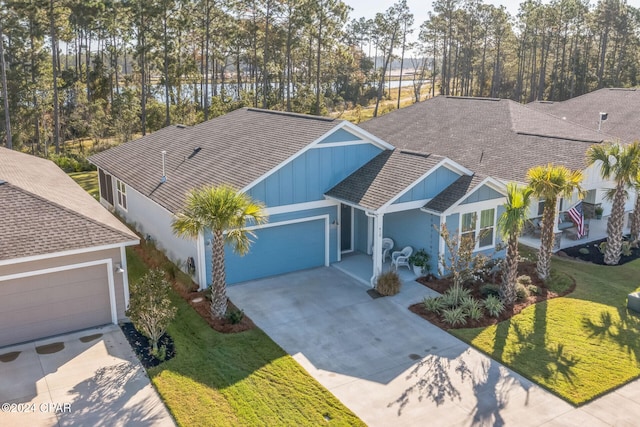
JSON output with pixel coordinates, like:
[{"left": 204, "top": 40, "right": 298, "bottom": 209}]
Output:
[{"left": 341, "top": 204, "right": 353, "bottom": 252}]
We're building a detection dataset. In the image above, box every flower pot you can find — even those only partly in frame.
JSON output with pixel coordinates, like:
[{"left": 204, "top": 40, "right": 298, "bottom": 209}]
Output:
[{"left": 412, "top": 265, "right": 423, "bottom": 276}]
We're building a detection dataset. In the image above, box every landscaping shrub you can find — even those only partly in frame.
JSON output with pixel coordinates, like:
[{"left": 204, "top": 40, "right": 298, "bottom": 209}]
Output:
[
  {"left": 50, "top": 153, "right": 95, "bottom": 172},
  {"left": 480, "top": 283, "right": 501, "bottom": 298},
  {"left": 622, "top": 241, "right": 633, "bottom": 256},
  {"left": 225, "top": 309, "right": 245, "bottom": 325},
  {"left": 442, "top": 307, "right": 468, "bottom": 326},
  {"left": 441, "top": 286, "right": 472, "bottom": 308},
  {"left": 515, "top": 284, "right": 529, "bottom": 301},
  {"left": 527, "top": 284, "right": 541, "bottom": 295},
  {"left": 376, "top": 270, "right": 402, "bottom": 296},
  {"left": 423, "top": 296, "right": 444, "bottom": 313},
  {"left": 516, "top": 275, "right": 533, "bottom": 287},
  {"left": 467, "top": 303, "right": 484, "bottom": 321},
  {"left": 578, "top": 247, "right": 590, "bottom": 255},
  {"left": 483, "top": 295, "right": 504, "bottom": 318}
]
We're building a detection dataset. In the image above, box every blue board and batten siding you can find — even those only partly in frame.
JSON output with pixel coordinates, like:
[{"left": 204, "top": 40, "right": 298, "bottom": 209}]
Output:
[
  {"left": 460, "top": 185, "right": 504, "bottom": 205},
  {"left": 247, "top": 144, "right": 382, "bottom": 207},
  {"left": 384, "top": 210, "right": 440, "bottom": 274},
  {"left": 393, "top": 166, "right": 460, "bottom": 204},
  {"left": 214, "top": 130, "right": 383, "bottom": 285}
]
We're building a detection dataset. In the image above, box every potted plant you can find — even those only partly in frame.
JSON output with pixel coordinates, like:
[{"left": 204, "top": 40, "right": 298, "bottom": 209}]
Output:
[
  {"left": 595, "top": 205, "right": 604, "bottom": 220},
  {"left": 408, "top": 249, "right": 431, "bottom": 277}
]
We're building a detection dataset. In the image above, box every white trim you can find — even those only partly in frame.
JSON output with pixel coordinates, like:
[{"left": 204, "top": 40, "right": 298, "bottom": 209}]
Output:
[
  {"left": 324, "top": 195, "right": 375, "bottom": 213},
  {"left": 241, "top": 122, "right": 393, "bottom": 194},
  {"left": 265, "top": 199, "right": 338, "bottom": 216},
  {"left": 120, "top": 246, "right": 130, "bottom": 309},
  {"left": 449, "top": 197, "right": 506, "bottom": 215},
  {"left": 116, "top": 178, "right": 128, "bottom": 212},
  {"left": 242, "top": 215, "right": 330, "bottom": 267},
  {"left": 440, "top": 177, "right": 507, "bottom": 216},
  {"left": 458, "top": 206, "right": 498, "bottom": 252},
  {"left": 0, "top": 242, "right": 138, "bottom": 267},
  {"left": 384, "top": 199, "right": 433, "bottom": 214},
  {"left": 197, "top": 232, "right": 207, "bottom": 290},
  {"left": 0, "top": 258, "right": 118, "bottom": 324},
  {"left": 339, "top": 121, "right": 395, "bottom": 150},
  {"left": 367, "top": 215, "right": 373, "bottom": 255},
  {"left": 337, "top": 205, "right": 342, "bottom": 262},
  {"left": 438, "top": 215, "right": 446, "bottom": 275},
  {"left": 378, "top": 159, "right": 469, "bottom": 213},
  {"left": 339, "top": 205, "right": 354, "bottom": 254}
]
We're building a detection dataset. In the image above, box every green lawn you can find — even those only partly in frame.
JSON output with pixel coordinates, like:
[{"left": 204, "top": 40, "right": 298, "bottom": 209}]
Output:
[
  {"left": 452, "top": 253, "right": 640, "bottom": 405},
  {"left": 126, "top": 248, "right": 364, "bottom": 427},
  {"left": 68, "top": 171, "right": 99, "bottom": 200}
]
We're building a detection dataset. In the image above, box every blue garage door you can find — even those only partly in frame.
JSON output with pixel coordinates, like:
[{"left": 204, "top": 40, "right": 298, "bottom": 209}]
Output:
[{"left": 226, "top": 218, "right": 327, "bottom": 284}]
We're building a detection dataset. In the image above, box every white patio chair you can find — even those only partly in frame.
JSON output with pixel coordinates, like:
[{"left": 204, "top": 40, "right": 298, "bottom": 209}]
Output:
[
  {"left": 381, "top": 238, "right": 394, "bottom": 262},
  {"left": 391, "top": 246, "right": 413, "bottom": 271}
]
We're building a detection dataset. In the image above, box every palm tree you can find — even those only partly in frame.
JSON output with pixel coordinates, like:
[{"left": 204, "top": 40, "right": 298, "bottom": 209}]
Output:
[
  {"left": 498, "top": 183, "right": 533, "bottom": 305},
  {"left": 587, "top": 142, "right": 640, "bottom": 265},
  {"left": 172, "top": 185, "right": 267, "bottom": 318},
  {"left": 527, "top": 164, "right": 583, "bottom": 280}
]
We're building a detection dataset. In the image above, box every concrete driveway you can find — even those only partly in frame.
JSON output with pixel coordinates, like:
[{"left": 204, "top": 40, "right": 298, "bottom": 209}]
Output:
[
  {"left": 228, "top": 267, "right": 640, "bottom": 427},
  {"left": 0, "top": 325, "right": 174, "bottom": 427}
]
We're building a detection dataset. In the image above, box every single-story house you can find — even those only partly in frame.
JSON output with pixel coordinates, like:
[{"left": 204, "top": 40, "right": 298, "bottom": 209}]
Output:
[
  {"left": 0, "top": 147, "right": 139, "bottom": 348},
  {"left": 90, "top": 94, "right": 625, "bottom": 289}
]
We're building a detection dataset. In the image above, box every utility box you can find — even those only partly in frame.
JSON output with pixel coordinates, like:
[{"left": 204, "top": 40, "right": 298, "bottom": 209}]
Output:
[{"left": 627, "top": 292, "right": 640, "bottom": 313}]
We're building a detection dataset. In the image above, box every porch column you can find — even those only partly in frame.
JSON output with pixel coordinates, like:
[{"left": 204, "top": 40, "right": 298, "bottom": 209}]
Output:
[{"left": 368, "top": 212, "right": 384, "bottom": 287}]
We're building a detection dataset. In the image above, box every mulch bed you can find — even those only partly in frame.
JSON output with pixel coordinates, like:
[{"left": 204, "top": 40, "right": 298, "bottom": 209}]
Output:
[
  {"left": 409, "top": 260, "right": 576, "bottom": 330},
  {"left": 560, "top": 237, "right": 640, "bottom": 266},
  {"left": 183, "top": 290, "right": 256, "bottom": 333},
  {"left": 120, "top": 322, "right": 176, "bottom": 369}
]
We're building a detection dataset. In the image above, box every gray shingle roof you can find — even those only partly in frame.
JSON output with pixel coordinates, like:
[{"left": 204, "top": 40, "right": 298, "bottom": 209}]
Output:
[
  {"left": 528, "top": 88, "right": 640, "bottom": 143},
  {"left": 359, "top": 96, "right": 607, "bottom": 183},
  {"left": 0, "top": 148, "right": 138, "bottom": 261},
  {"left": 423, "top": 174, "right": 486, "bottom": 213},
  {"left": 90, "top": 108, "right": 343, "bottom": 213},
  {"left": 325, "top": 149, "right": 446, "bottom": 211}
]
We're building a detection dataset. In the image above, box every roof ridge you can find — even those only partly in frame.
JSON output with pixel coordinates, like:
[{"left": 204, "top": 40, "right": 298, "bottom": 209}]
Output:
[
  {"left": 445, "top": 95, "right": 501, "bottom": 102},
  {"left": 5, "top": 182, "right": 138, "bottom": 244},
  {"left": 246, "top": 108, "right": 336, "bottom": 122}
]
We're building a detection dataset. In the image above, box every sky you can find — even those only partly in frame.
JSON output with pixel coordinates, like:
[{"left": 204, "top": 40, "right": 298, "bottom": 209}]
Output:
[{"left": 344, "top": 0, "right": 640, "bottom": 26}]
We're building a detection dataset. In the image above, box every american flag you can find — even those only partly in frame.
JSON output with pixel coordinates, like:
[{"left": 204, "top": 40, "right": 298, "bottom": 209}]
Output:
[{"left": 567, "top": 201, "right": 585, "bottom": 238}]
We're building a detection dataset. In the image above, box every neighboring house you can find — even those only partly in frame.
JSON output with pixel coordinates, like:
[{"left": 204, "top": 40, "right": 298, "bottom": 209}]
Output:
[
  {"left": 0, "top": 148, "right": 139, "bottom": 348},
  {"left": 89, "top": 95, "right": 625, "bottom": 289},
  {"left": 529, "top": 88, "right": 640, "bottom": 219}
]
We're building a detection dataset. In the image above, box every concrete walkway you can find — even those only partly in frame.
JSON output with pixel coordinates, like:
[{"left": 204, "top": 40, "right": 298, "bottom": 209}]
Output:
[
  {"left": 0, "top": 325, "right": 175, "bottom": 427},
  {"left": 228, "top": 267, "right": 640, "bottom": 427}
]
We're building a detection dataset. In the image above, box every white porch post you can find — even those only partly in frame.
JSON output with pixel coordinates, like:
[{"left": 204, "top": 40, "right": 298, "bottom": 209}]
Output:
[
  {"left": 438, "top": 214, "right": 446, "bottom": 276},
  {"left": 368, "top": 212, "right": 384, "bottom": 287}
]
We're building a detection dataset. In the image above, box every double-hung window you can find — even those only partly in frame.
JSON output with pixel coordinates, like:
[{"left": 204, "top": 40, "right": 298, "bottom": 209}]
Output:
[
  {"left": 460, "top": 208, "right": 495, "bottom": 250},
  {"left": 116, "top": 179, "right": 127, "bottom": 210}
]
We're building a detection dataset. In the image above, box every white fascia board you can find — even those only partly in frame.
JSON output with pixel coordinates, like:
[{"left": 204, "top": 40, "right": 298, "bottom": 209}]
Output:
[
  {"left": 420, "top": 207, "right": 444, "bottom": 216},
  {"left": 377, "top": 158, "right": 469, "bottom": 213},
  {"left": 440, "top": 158, "right": 474, "bottom": 177},
  {"left": 384, "top": 199, "right": 433, "bottom": 214},
  {"left": 338, "top": 121, "right": 395, "bottom": 150},
  {"left": 323, "top": 195, "right": 374, "bottom": 214},
  {"left": 0, "top": 241, "right": 138, "bottom": 267},
  {"left": 439, "top": 177, "right": 507, "bottom": 216},
  {"left": 265, "top": 199, "right": 338, "bottom": 216}
]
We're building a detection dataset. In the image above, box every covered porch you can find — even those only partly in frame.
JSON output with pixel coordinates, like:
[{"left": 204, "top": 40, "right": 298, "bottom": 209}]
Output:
[{"left": 333, "top": 251, "right": 419, "bottom": 286}]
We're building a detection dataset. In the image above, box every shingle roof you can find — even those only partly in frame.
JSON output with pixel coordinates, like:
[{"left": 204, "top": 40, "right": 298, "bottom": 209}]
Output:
[
  {"left": 423, "top": 174, "right": 486, "bottom": 213},
  {"left": 90, "top": 108, "right": 343, "bottom": 213},
  {"left": 358, "top": 96, "right": 607, "bottom": 183},
  {"left": 0, "top": 148, "right": 138, "bottom": 261},
  {"left": 325, "top": 149, "right": 446, "bottom": 211},
  {"left": 528, "top": 88, "right": 640, "bottom": 143}
]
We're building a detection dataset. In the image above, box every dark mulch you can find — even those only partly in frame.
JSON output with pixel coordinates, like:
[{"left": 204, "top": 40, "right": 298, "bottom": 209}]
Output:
[
  {"left": 561, "top": 236, "right": 640, "bottom": 266},
  {"left": 120, "top": 322, "right": 176, "bottom": 369},
  {"left": 184, "top": 291, "right": 256, "bottom": 333},
  {"left": 409, "top": 260, "right": 576, "bottom": 330}
]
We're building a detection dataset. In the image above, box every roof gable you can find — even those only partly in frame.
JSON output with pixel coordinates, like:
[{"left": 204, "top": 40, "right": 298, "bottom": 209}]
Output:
[{"left": 423, "top": 175, "right": 505, "bottom": 214}]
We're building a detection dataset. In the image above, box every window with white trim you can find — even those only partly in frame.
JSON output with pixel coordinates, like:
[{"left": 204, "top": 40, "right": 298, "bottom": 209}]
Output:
[
  {"left": 116, "top": 179, "right": 127, "bottom": 210},
  {"left": 460, "top": 208, "right": 495, "bottom": 250}
]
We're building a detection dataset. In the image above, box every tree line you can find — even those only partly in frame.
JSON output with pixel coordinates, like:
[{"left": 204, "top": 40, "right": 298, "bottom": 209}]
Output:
[{"left": 0, "top": 0, "right": 638, "bottom": 155}]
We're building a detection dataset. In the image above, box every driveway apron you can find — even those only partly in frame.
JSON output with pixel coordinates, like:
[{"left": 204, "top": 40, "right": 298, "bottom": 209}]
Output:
[{"left": 228, "top": 267, "right": 637, "bottom": 427}]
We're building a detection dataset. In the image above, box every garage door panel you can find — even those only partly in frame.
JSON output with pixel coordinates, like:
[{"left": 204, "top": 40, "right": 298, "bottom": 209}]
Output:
[
  {"left": 0, "top": 264, "right": 112, "bottom": 347},
  {"left": 226, "top": 219, "right": 326, "bottom": 284}
]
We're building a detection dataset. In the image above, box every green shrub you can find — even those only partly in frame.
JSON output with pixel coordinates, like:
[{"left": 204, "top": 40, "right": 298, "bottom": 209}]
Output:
[
  {"left": 225, "top": 309, "right": 245, "bottom": 325},
  {"left": 515, "top": 284, "right": 529, "bottom": 301},
  {"left": 441, "top": 286, "right": 472, "bottom": 308},
  {"left": 516, "top": 275, "right": 533, "bottom": 287},
  {"left": 527, "top": 284, "right": 540, "bottom": 295},
  {"left": 442, "top": 307, "right": 468, "bottom": 326},
  {"left": 622, "top": 241, "right": 633, "bottom": 257},
  {"left": 423, "top": 296, "right": 444, "bottom": 313},
  {"left": 578, "top": 247, "right": 590, "bottom": 255},
  {"left": 50, "top": 153, "right": 95, "bottom": 172},
  {"left": 484, "top": 295, "right": 504, "bottom": 318},
  {"left": 376, "top": 270, "right": 402, "bottom": 296},
  {"left": 598, "top": 242, "right": 607, "bottom": 254},
  {"left": 151, "top": 345, "right": 167, "bottom": 361},
  {"left": 547, "top": 270, "right": 573, "bottom": 294},
  {"left": 467, "top": 303, "right": 484, "bottom": 321},
  {"left": 480, "top": 283, "right": 501, "bottom": 298}
]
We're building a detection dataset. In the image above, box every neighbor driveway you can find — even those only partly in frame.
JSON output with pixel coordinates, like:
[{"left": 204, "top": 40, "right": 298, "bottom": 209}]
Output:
[
  {"left": 228, "top": 267, "right": 640, "bottom": 426},
  {"left": 0, "top": 325, "right": 174, "bottom": 427}
]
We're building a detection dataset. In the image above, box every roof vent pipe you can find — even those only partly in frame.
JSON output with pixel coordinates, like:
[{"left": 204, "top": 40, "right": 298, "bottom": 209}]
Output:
[
  {"left": 598, "top": 112, "right": 608, "bottom": 132},
  {"left": 161, "top": 150, "right": 167, "bottom": 183}
]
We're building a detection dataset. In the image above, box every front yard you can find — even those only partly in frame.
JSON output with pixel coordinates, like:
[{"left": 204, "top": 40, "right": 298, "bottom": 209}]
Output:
[
  {"left": 452, "top": 249, "right": 640, "bottom": 406},
  {"left": 126, "top": 246, "right": 363, "bottom": 427}
]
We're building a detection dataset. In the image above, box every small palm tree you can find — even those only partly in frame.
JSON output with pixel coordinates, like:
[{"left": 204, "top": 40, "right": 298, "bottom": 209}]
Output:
[
  {"left": 587, "top": 142, "right": 640, "bottom": 265},
  {"left": 172, "top": 185, "right": 267, "bottom": 318},
  {"left": 527, "top": 164, "right": 583, "bottom": 280},
  {"left": 498, "top": 183, "right": 533, "bottom": 305}
]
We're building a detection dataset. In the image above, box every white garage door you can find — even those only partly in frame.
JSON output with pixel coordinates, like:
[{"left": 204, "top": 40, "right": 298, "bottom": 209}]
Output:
[{"left": 0, "top": 264, "right": 112, "bottom": 348}]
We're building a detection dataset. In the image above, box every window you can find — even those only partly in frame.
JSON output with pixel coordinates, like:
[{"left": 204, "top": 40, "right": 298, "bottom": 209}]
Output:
[
  {"left": 99, "top": 169, "right": 114, "bottom": 205},
  {"left": 116, "top": 179, "right": 127, "bottom": 210},
  {"left": 460, "top": 208, "right": 495, "bottom": 250}
]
